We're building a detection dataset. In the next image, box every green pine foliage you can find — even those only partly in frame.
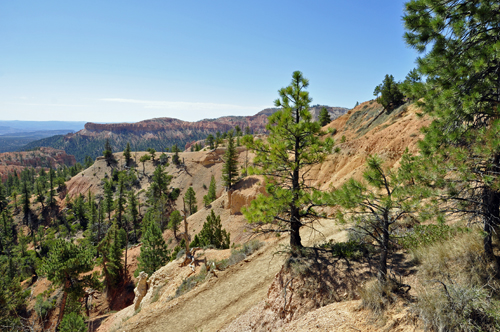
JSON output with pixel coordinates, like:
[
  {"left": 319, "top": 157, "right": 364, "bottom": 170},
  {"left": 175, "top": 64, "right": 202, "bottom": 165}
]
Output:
[
  {"left": 123, "top": 143, "right": 132, "bottom": 166},
  {"left": 403, "top": 0, "right": 500, "bottom": 261},
  {"left": 41, "top": 239, "right": 100, "bottom": 324},
  {"left": 373, "top": 74, "right": 404, "bottom": 111},
  {"left": 139, "top": 154, "right": 151, "bottom": 175},
  {"left": 318, "top": 107, "right": 331, "bottom": 126},
  {"left": 329, "top": 154, "right": 429, "bottom": 285},
  {"left": 190, "top": 210, "right": 230, "bottom": 249},
  {"left": 137, "top": 219, "right": 170, "bottom": 276},
  {"left": 98, "top": 223, "right": 123, "bottom": 290},
  {"left": 184, "top": 187, "right": 197, "bottom": 216},
  {"left": 104, "top": 180, "right": 114, "bottom": 221},
  {"left": 0, "top": 272, "right": 28, "bottom": 329},
  {"left": 222, "top": 130, "right": 239, "bottom": 190},
  {"left": 128, "top": 191, "right": 139, "bottom": 242},
  {"left": 103, "top": 139, "right": 115, "bottom": 166},
  {"left": 115, "top": 177, "right": 126, "bottom": 228},
  {"left": 203, "top": 175, "right": 217, "bottom": 207},
  {"left": 206, "top": 134, "right": 215, "bottom": 150},
  {"left": 172, "top": 144, "right": 181, "bottom": 165},
  {"left": 243, "top": 71, "right": 334, "bottom": 250},
  {"left": 147, "top": 165, "right": 176, "bottom": 230},
  {"left": 399, "top": 68, "right": 423, "bottom": 102},
  {"left": 168, "top": 210, "right": 182, "bottom": 239},
  {"left": 58, "top": 312, "right": 88, "bottom": 332},
  {"left": 147, "top": 148, "right": 156, "bottom": 162}
]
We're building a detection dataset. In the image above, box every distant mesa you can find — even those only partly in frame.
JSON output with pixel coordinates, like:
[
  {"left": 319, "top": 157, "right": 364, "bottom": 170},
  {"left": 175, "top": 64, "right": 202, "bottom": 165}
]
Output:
[{"left": 21, "top": 106, "right": 348, "bottom": 163}]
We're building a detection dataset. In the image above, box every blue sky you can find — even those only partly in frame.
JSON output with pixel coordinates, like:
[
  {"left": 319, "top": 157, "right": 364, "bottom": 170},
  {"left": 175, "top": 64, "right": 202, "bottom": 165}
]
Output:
[{"left": 0, "top": 0, "right": 417, "bottom": 123}]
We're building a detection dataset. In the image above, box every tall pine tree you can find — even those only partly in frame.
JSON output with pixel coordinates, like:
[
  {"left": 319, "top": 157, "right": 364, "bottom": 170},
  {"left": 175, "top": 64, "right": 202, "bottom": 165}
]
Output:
[
  {"left": 137, "top": 219, "right": 170, "bottom": 276},
  {"left": 203, "top": 175, "right": 217, "bottom": 207},
  {"left": 184, "top": 187, "right": 197, "bottom": 216},
  {"left": 222, "top": 130, "right": 239, "bottom": 190},
  {"left": 243, "top": 71, "right": 333, "bottom": 250},
  {"left": 41, "top": 239, "right": 100, "bottom": 328}
]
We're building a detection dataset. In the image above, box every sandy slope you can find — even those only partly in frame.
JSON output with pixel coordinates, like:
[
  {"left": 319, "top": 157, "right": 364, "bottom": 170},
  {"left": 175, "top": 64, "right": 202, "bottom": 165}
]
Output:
[{"left": 89, "top": 100, "right": 430, "bottom": 331}]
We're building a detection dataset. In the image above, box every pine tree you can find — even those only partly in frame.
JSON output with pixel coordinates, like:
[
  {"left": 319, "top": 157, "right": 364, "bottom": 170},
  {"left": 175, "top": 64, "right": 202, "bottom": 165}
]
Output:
[
  {"left": 222, "top": 130, "right": 239, "bottom": 190},
  {"left": 115, "top": 177, "right": 126, "bottom": 228},
  {"left": 59, "top": 312, "right": 88, "bottom": 332},
  {"left": 203, "top": 175, "right": 217, "bottom": 207},
  {"left": 47, "top": 166, "right": 56, "bottom": 209},
  {"left": 103, "top": 139, "right": 114, "bottom": 166},
  {"left": 98, "top": 223, "right": 123, "bottom": 291},
  {"left": 137, "top": 219, "right": 170, "bottom": 275},
  {"left": 0, "top": 182, "right": 9, "bottom": 214},
  {"left": 0, "top": 271, "right": 27, "bottom": 330},
  {"left": 318, "top": 107, "right": 331, "bottom": 126},
  {"left": 139, "top": 154, "right": 151, "bottom": 175},
  {"left": 10, "top": 190, "right": 17, "bottom": 212},
  {"left": 128, "top": 191, "right": 139, "bottom": 242},
  {"left": 190, "top": 209, "right": 230, "bottom": 249},
  {"left": 148, "top": 148, "right": 156, "bottom": 163},
  {"left": 243, "top": 71, "right": 334, "bottom": 250},
  {"left": 123, "top": 143, "right": 132, "bottom": 166},
  {"left": 147, "top": 164, "right": 175, "bottom": 230},
  {"left": 184, "top": 187, "right": 197, "bottom": 216},
  {"left": 206, "top": 134, "right": 215, "bottom": 150},
  {"left": 172, "top": 145, "right": 180, "bottom": 165},
  {"left": 86, "top": 192, "right": 102, "bottom": 246},
  {"left": 35, "top": 180, "right": 46, "bottom": 210},
  {"left": 41, "top": 239, "right": 100, "bottom": 328},
  {"left": 373, "top": 74, "right": 404, "bottom": 111},
  {"left": 84, "top": 155, "right": 94, "bottom": 169},
  {"left": 404, "top": 0, "right": 500, "bottom": 263},
  {"left": 399, "top": 68, "right": 422, "bottom": 102},
  {"left": 329, "top": 154, "right": 427, "bottom": 285},
  {"left": 168, "top": 210, "right": 182, "bottom": 239},
  {"left": 104, "top": 181, "right": 114, "bottom": 221}
]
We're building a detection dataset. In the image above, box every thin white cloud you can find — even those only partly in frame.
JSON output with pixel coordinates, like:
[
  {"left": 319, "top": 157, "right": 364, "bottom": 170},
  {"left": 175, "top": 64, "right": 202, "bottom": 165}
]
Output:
[
  {"left": 6, "top": 102, "right": 85, "bottom": 107},
  {"left": 100, "top": 98, "right": 261, "bottom": 112}
]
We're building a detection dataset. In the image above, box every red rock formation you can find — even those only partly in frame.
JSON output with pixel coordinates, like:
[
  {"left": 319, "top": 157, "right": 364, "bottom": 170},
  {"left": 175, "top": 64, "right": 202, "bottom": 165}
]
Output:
[{"left": 0, "top": 147, "right": 76, "bottom": 181}]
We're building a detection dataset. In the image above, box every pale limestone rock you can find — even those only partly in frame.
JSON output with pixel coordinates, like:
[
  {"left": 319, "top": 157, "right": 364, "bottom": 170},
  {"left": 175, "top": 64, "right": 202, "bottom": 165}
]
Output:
[
  {"left": 140, "top": 263, "right": 172, "bottom": 308},
  {"left": 133, "top": 271, "right": 148, "bottom": 311}
]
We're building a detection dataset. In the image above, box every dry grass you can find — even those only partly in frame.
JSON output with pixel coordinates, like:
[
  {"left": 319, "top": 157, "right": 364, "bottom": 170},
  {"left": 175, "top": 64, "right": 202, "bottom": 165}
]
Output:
[
  {"left": 358, "top": 279, "right": 398, "bottom": 314},
  {"left": 412, "top": 230, "right": 495, "bottom": 287},
  {"left": 411, "top": 230, "right": 500, "bottom": 331}
]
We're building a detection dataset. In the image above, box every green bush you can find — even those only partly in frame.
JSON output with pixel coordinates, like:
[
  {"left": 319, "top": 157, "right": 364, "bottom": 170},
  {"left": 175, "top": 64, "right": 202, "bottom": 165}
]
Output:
[
  {"left": 399, "top": 224, "right": 468, "bottom": 250},
  {"left": 34, "top": 295, "right": 56, "bottom": 319},
  {"left": 322, "top": 240, "right": 366, "bottom": 260}
]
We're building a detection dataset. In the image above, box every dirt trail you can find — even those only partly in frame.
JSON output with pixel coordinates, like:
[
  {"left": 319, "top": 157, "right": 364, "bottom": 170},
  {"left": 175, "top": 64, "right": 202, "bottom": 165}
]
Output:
[
  {"left": 112, "top": 219, "right": 347, "bottom": 332},
  {"left": 122, "top": 241, "right": 284, "bottom": 332}
]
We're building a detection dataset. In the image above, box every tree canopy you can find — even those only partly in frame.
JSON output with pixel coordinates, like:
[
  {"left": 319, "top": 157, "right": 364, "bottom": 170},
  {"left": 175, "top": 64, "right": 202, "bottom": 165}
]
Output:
[
  {"left": 404, "top": 0, "right": 500, "bottom": 264},
  {"left": 373, "top": 74, "right": 404, "bottom": 111}
]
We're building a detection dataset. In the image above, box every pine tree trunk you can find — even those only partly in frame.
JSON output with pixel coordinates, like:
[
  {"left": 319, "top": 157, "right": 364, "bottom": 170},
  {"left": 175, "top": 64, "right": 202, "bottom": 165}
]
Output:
[
  {"left": 56, "top": 277, "right": 71, "bottom": 329},
  {"left": 378, "top": 214, "right": 390, "bottom": 286},
  {"left": 482, "top": 186, "right": 500, "bottom": 274},
  {"left": 125, "top": 230, "right": 128, "bottom": 277},
  {"left": 290, "top": 131, "right": 302, "bottom": 251},
  {"left": 482, "top": 153, "right": 500, "bottom": 273},
  {"left": 290, "top": 214, "right": 302, "bottom": 251}
]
